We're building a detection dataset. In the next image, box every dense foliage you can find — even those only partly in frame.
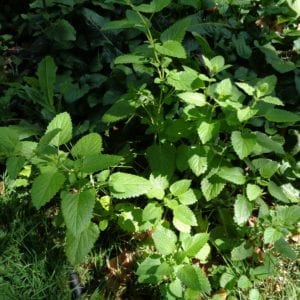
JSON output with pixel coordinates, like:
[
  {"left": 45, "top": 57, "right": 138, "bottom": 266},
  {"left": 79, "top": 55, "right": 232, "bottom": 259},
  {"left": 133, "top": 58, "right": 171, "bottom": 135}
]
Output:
[{"left": 0, "top": 0, "right": 299, "bottom": 299}]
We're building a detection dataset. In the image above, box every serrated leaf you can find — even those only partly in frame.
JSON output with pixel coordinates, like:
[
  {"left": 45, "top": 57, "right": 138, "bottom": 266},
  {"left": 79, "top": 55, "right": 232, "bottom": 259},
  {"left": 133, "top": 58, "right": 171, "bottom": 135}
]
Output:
[
  {"left": 217, "top": 167, "right": 246, "bottom": 185},
  {"left": 114, "top": 54, "right": 146, "bottom": 65},
  {"left": 255, "top": 132, "right": 284, "bottom": 154},
  {"left": 252, "top": 158, "right": 278, "bottom": 178},
  {"left": 173, "top": 218, "right": 191, "bottom": 233},
  {"left": 61, "top": 189, "right": 96, "bottom": 236},
  {"left": 156, "top": 40, "right": 186, "bottom": 58},
  {"left": 173, "top": 205, "right": 197, "bottom": 226},
  {"left": 135, "top": 0, "right": 171, "bottom": 13},
  {"left": 267, "top": 181, "right": 290, "bottom": 203},
  {"left": 182, "top": 233, "right": 209, "bottom": 257},
  {"left": 45, "top": 112, "right": 72, "bottom": 146},
  {"left": 216, "top": 78, "right": 232, "bottom": 96},
  {"left": 161, "top": 17, "right": 191, "bottom": 43},
  {"left": 109, "top": 172, "right": 151, "bottom": 199},
  {"left": 238, "top": 275, "right": 252, "bottom": 289},
  {"left": 31, "top": 171, "right": 65, "bottom": 209},
  {"left": 152, "top": 225, "right": 177, "bottom": 255},
  {"left": 231, "top": 242, "right": 253, "bottom": 261},
  {"left": 237, "top": 106, "right": 258, "bottom": 122},
  {"left": 177, "top": 265, "right": 211, "bottom": 294},
  {"left": 65, "top": 222, "right": 99, "bottom": 265},
  {"left": 231, "top": 131, "right": 256, "bottom": 159},
  {"left": 177, "top": 92, "right": 207, "bottom": 107},
  {"left": 0, "top": 127, "right": 21, "bottom": 157},
  {"left": 263, "top": 227, "right": 282, "bottom": 244},
  {"left": 71, "top": 133, "right": 102, "bottom": 158},
  {"left": 37, "top": 56, "right": 57, "bottom": 107},
  {"left": 147, "top": 174, "right": 167, "bottom": 200},
  {"left": 80, "top": 154, "right": 122, "bottom": 173},
  {"left": 264, "top": 108, "right": 300, "bottom": 123},
  {"left": 168, "top": 278, "right": 183, "bottom": 298},
  {"left": 178, "top": 189, "right": 198, "bottom": 205},
  {"left": 235, "top": 82, "right": 255, "bottom": 96},
  {"left": 255, "top": 75, "right": 277, "bottom": 98},
  {"left": 274, "top": 238, "right": 297, "bottom": 260},
  {"left": 170, "top": 180, "right": 191, "bottom": 196},
  {"left": 6, "top": 156, "right": 26, "bottom": 180},
  {"left": 197, "top": 121, "right": 220, "bottom": 144},
  {"left": 260, "top": 96, "right": 283, "bottom": 106},
  {"left": 37, "top": 128, "right": 61, "bottom": 153},
  {"left": 232, "top": 33, "right": 252, "bottom": 59},
  {"left": 234, "top": 194, "right": 252, "bottom": 225},
  {"left": 142, "top": 202, "right": 163, "bottom": 222},
  {"left": 201, "top": 175, "right": 225, "bottom": 201},
  {"left": 246, "top": 184, "right": 263, "bottom": 201}
]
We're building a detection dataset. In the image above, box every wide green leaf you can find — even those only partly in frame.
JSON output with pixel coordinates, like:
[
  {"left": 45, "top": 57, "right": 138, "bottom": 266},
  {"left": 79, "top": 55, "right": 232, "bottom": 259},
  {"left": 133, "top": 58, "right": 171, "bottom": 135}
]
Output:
[
  {"left": 217, "top": 167, "right": 246, "bottom": 185},
  {"left": 170, "top": 180, "right": 191, "bottom": 196},
  {"left": 263, "top": 227, "right": 282, "bottom": 244},
  {"left": 197, "top": 121, "right": 220, "bottom": 144},
  {"left": 161, "top": 17, "right": 191, "bottom": 43},
  {"left": 46, "top": 19, "right": 76, "bottom": 42},
  {"left": 234, "top": 194, "right": 252, "bottom": 225},
  {"left": 71, "top": 133, "right": 102, "bottom": 158},
  {"left": 177, "top": 92, "right": 207, "bottom": 107},
  {"left": 0, "top": 127, "right": 21, "bottom": 157},
  {"left": 264, "top": 108, "right": 300, "bottom": 123},
  {"left": 31, "top": 171, "right": 65, "bottom": 209},
  {"left": 152, "top": 225, "right": 177, "bottom": 255},
  {"left": 201, "top": 175, "right": 225, "bottom": 201},
  {"left": 37, "top": 56, "right": 57, "bottom": 108},
  {"left": 252, "top": 158, "right": 278, "bottom": 178},
  {"left": 231, "top": 242, "right": 253, "bottom": 261},
  {"left": 135, "top": 0, "right": 171, "bottom": 13},
  {"left": 80, "top": 154, "right": 122, "bottom": 173},
  {"left": 173, "top": 205, "right": 197, "bottom": 226},
  {"left": 156, "top": 40, "right": 186, "bottom": 59},
  {"left": 177, "top": 265, "right": 211, "bottom": 293},
  {"left": 182, "top": 233, "right": 209, "bottom": 257},
  {"left": 61, "top": 189, "right": 96, "bottom": 236},
  {"left": 231, "top": 131, "right": 256, "bottom": 159},
  {"left": 45, "top": 112, "right": 72, "bottom": 146},
  {"left": 246, "top": 184, "right": 263, "bottom": 201},
  {"left": 6, "top": 156, "right": 26, "bottom": 180},
  {"left": 109, "top": 172, "right": 151, "bottom": 199},
  {"left": 65, "top": 222, "right": 99, "bottom": 265}
]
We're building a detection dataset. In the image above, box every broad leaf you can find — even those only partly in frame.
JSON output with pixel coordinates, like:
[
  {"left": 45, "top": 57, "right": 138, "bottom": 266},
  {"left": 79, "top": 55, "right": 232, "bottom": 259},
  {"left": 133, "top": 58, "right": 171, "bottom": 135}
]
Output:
[
  {"left": 156, "top": 40, "right": 186, "bottom": 59},
  {"left": 135, "top": 0, "right": 171, "bottom": 13},
  {"left": 274, "top": 238, "right": 297, "bottom": 260},
  {"left": 66, "top": 222, "right": 99, "bottom": 265},
  {"left": 264, "top": 108, "right": 300, "bottom": 123},
  {"left": 6, "top": 156, "right": 26, "bottom": 180},
  {"left": 152, "top": 225, "right": 177, "bottom": 255},
  {"left": 45, "top": 112, "right": 72, "bottom": 146},
  {"left": 231, "top": 131, "right": 256, "bottom": 159},
  {"left": 182, "top": 233, "right": 209, "bottom": 257},
  {"left": 177, "top": 265, "right": 211, "bottom": 294},
  {"left": 246, "top": 184, "right": 263, "bottom": 201},
  {"left": 197, "top": 121, "right": 220, "bottom": 144},
  {"left": 170, "top": 180, "right": 191, "bottom": 196},
  {"left": 61, "top": 189, "right": 96, "bottom": 236},
  {"left": 109, "top": 172, "right": 151, "bottom": 199},
  {"left": 81, "top": 154, "right": 122, "bottom": 173},
  {"left": 217, "top": 167, "right": 246, "bottom": 185},
  {"left": 263, "top": 227, "right": 282, "bottom": 244},
  {"left": 177, "top": 92, "right": 207, "bottom": 107},
  {"left": 252, "top": 158, "right": 278, "bottom": 178},
  {"left": 142, "top": 202, "right": 163, "bottom": 222},
  {"left": 255, "top": 132, "right": 284, "bottom": 154},
  {"left": 31, "top": 171, "right": 65, "bottom": 209},
  {"left": 178, "top": 189, "right": 198, "bottom": 205},
  {"left": 201, "top": 175, "right": 225, "bottom": 201},
  {"left": 114, "top": 54, "right": 146, "bottom": 65},
  {"left": 71, "top": 133, "right": 102, "bottom": 158},
  {"left": 46, "top": 19, "right": 76, "bottom": 42},
  {"left": 173, "top": 205, "right": 197, "bottom": 226},
  {"left": 0, "top": 127, "right": 21, "bottom": 157},
  {"left": 234, "top": 194, "right": 252, "bottom": 225},
  {"left": 231, "top": 242, "right": 253, "bottom": 261},
  {"left": 161, "top": 17, "right": 191, "bottom": 43}
]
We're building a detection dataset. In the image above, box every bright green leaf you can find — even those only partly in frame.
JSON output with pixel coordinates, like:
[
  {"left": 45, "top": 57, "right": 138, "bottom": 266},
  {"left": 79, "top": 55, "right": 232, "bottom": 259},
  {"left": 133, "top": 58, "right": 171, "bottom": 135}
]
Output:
[
  {"left": 170, "top": 180, "right": 191, "bottom": 196},
  {"left": 217, "top": 167, "right": 246, "bottom": 185},
  {"left": 156, "top": 40, "right": 186, "bottom": 59},
  {"left": 234, "top": 194, "right": 252, "bottom": 225},
  {"left": 263, "top": 227, "right": 282, "bottom": 244},
  {"left": 197, "top": 121, "right": 220, "bottom": 144},
  {"left": 71, "top": 133, "right": 102, "bottom": 158},
  {"left": 152, "top": 225, "right": 177, "bottom": 255},
  {"left": 246, "top": 184, "right": 263, "bottom": 201},
  {"left": 173, "top": 205, "right": 197, "bottom": 226},
  {"left": 231, "top": 131, "right": 256, "bottom": 159}
]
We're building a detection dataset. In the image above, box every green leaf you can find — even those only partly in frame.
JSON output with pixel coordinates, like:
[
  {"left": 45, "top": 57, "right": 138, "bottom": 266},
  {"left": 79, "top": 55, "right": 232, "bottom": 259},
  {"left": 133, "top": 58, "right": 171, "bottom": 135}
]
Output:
[
  {"left": 61, "top": 189, "right": 96, "bottom": 236},
  {"left": 235, "top": 82, "right": 255, "bottom": 96},
  {"left": 71, "top": 133, "right": 102, "bottom": 158},
  {"left": 37, "top": 56, "right": 57, "bottom": 108},
  {"left": 177, "top": 265, "right": 211, "bottom": 294},
  {"left": 6, "top": 156, "right": 26, "bottom": 180},
  {"left": 182, "top": 233, "right": 209, "bottom": 257},
  {"left": 152, "top": 225, "right": 177, "bottom": 255},
  {"left": 232, "top": 33, "right": 252, "bottom": 59},
  {"left": 167, "top": 278, "right": 183, "bottom": 298},
  {"left": 237, "top": 106, "right": 258, "bottom": 122},
  {"left": 255, "top": 75, "right": 277, "bottom": 98},
  {"left": 114, "top": 54, "right": 146, "bottom": 65},
  {"left": 197, "top": 121, "right": 220, "bottom": 144},
  {"left": 161, "top": 17, "right": 191, "bottom": 43},
  {"left": 45, "top": 112, "right": 72, "bottom": 146},
  {"left": 188, "top": 153, "right": 208, "bottom": 177},
  {"left": 177, "top": 92, "right": 207, "bottom": 107},
  {"left": 109, "top": 172, "right": 151, "bottom": 199},
  {"left": 246, "top": 184, "right": 263, "bottom": 201},
  {"left": 267, "top": 181, "right": 290, "bottom": 203},
  {"left": 142, "top": 202, "right": 163, "bottom": 222},
  {"left": 252, "top": 158, "right": 278, "bottom": 178},
  {"left": 81, "top": 154, "right": 122, "bottom": 173},
  {"left": 238, "top": 275, "right": 252, "bottom": 289},
  {"left": 31, "top": 171, "right": 65, "bottom": 209},
  {"left": 178, "top": 189, "right": 198, "bottom": 205},
  {"left": 255, "top": 132, "right": 284, "bottom": 154},
  {"left": 66, "top": 222, "right": 99, "bottom": 265},
  {"left": 216, "top": 78, "right": 232, "bottom": 96},
  {"left": 274, "top": 238, "right": 297, "bottom": 260},
  {"left": 36, "top": 128, "right": 61, "bottom": 153},
  {"left": 147, "top": 174, "right": 167, "bottom": 200},
  {"left": 264, "top": 108, "right": 300, "bottom": 123},
  {"left": 217, "top": 167, "right": 246, "bottom": 185},
  {"left": 234, "top": 195, "right": 252, "bottom": 225},
  {"left": 156, "top": 40, "right": 186, "bottom": 58},
  {"left": 201, "top": 175, "right": 225, "bottom": 201},
  {"left": 231, "top": 242, "right": 253, "bottom": 261},
  {"left": 260, "top": 96, "right": 283, "bottom": 106},
  {"left": 0, "top": 127, "right": 21, "bottom": 157},
  {"left": 263, "top": 227, "right": 282, "bottom": 244},
  {"left": 170, "top": 180, "right": 191, "bottom": 196},
  {"left": 173, "top": 205, "right": 197, "bottom": 226},
  {"left": 135, "top": 0, "right": 171, "bottom": 13},
  {"left": 46, "top": 19, "right": 76, "bottom": 42},
  {"left": 287, "top": 0, "right": 300, "bottom": 17},
  {"left": 231, "top": 131, "right": 256, "bottom": 159}
]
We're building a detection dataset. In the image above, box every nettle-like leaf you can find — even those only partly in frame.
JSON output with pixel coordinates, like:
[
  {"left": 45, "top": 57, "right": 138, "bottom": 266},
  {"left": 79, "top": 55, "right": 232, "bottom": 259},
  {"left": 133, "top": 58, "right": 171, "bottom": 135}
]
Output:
[
  {"left": 217, "top": 167, "right": 246, "bottom": 185},
  {"left": 231, "top": 131, "right": 256, "bottom": 160},
  {"left": 197, "top": 121, "right": 220, "bottom": 144},
  {"left": 37, "top": 56, "right": 57, "bottom": 107},
  {"left": 182, "top": 233, "right": 209, "bottom": 257},
  {"left": 45, "top": 112, "right": 72, "bottom": 146},
  {"left": 177, "top": 92, "right": 207, "bottom": 107},
  {"left": 263, "top": 227, "right": 282, "bottom": 244},
  {"left": 156, "top": 40, "right": 186, "bottom": 59},
  {"left": 177, "top": 265, "right": 211, "bottom": 294},
  {"left": 170, "top": 180, "right": 191, "bottom": 196},
  {"left": 234, "top": 194, "right": 253, "bottom": 225},
  {"left": 264, "top": 108, "right": 300, "bottom": 123},
  {"left": 66, "top": 222, "right": 99, "bottom": 265},
  {"left": 6, "top": 156, "right": 26, "bottom": 180},
  {"left": 274, "top": 238, "right": 297, "bottom": 261},
  {"left": 255, "top": 132, "right": 284, "bottom": 154},
  {"left": 152, "top": 225, "right": 177, "bottom": 255},
  {"left": 246, "top": 184, "right": 263, "bottom": 201},
  {"left": 147, "top": 174, "right": 167, "bottom": 200},
  {"left": 0, "top": 127, "right": 21, "bottom": 157},
  {"left": 142, "top": 202, "right": 163, "bottom": 222},
  {"left": 61, "top": 189, "right": 96, "bottom": 236},
  {"left": 268, "top": 181, "right": 290, "bottom": 203},
  {"left": 231, "top": 242, "right": 253, "bottom": 261},
  {"left": 31, "top": 171, "right": 65, "bottom": 209},
  {"left": 235, "top": 82, "right": 255, "bottom": 96},
  {"left": 71, "top": 133, "right": 102, "bottom": 158},
  {"left": 173, "top": 205, "right": 197, "bottom": 227},
  {"left": 46, "top": 19, "right": 76, "bottom": 42},
  {"left": 114, "top": 54, "right": 147, "bottom": 65},
  {"left": 178, "top": 189, "right": 198, "bottom": 205},
  {"left": 109, "top": 172, "right": 151, "bottom": 199},
  {"left": 252, "top": 158, "right": 278, "bottom": 178},
  {"left": 160, "top": 17, "right": 191, "bottom": 43},
  {"left": 201, "top": 174, "right": 226, "bottom": 201},
  {"left": 255, "top": 75, "right": 277, "bottom": 98}
]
